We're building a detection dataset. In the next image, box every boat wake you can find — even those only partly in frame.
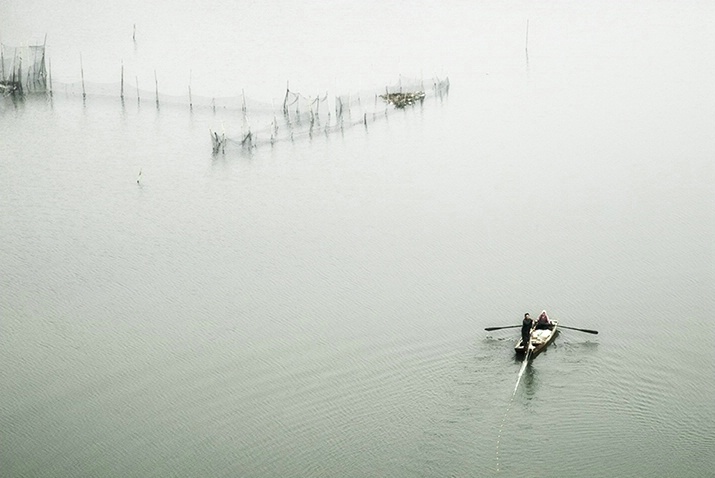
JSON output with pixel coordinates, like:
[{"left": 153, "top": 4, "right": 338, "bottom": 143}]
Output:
[
  {"left": 513, "top": 352, "right": 530, "bottom": 395},
  {"left": 495, "top": 349, "right": 531, "bottom": 472}
]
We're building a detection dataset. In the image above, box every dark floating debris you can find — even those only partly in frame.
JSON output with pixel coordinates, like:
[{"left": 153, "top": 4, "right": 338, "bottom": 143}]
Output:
[{"left": 380, "top": 91, "right": 426, "bottom": 108}]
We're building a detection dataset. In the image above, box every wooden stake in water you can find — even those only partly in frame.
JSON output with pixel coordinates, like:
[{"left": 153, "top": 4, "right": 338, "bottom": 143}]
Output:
[
  {"left": 120, "top": 60, "right": 124, "bottom": 100},
  {"left": 525, "top": 19, "right": 530, "bottom": 52},
  {"left": 41, "top": 34, "right": 48, "bottom": 89},
  {"left": 283, "top": 81, "right": 289, "bottom": 115},
  {"left": 80, "top": 53, "right": 86, "bottom": 100},
  {"left": 48, "top": 57, "right": 53, "bottom": 97},
  {"left": 16, "top": 54, "right": 23, "bottom": 95},
  {"left": 136, "top": 76, "right": 140, "bottom": 104},
  {"left": 188, "top": 69, "right": 193, "bottom": 111},
  {"left": 525, "top": 19, "right": 530, "bottom": 76},
  {"left": 154, "top": 69, "right": 159, "bottom": 108}
]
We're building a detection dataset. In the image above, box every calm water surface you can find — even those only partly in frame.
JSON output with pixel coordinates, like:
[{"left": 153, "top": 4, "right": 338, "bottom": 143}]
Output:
[{"left": 1, "top": 1, "right": 714, "bottom": 477}]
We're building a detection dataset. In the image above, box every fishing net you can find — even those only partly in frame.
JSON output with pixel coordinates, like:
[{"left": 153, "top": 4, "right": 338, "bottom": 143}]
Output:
[
  {"left": 44, "top": 73, "right": 449, "bottom": 153},
  {"left": 211, "top": 76, "right": 450, "bottom": 153},
  {"left": 0, "top": 43, "right": 47, "bottom": 95},
  {"left": 12, "top": 53, "right": 448, "bottom": 152}
]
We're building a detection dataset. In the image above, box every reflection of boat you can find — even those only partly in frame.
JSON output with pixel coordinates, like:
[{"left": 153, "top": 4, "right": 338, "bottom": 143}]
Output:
[{"left": 515, "top": 321, "right": 559, "bottom": 357}]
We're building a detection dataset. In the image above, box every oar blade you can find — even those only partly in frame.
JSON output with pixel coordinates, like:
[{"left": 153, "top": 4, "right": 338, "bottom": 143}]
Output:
[
  {"left": 558, "top": 325, "right": 598, "bottom": 334},
  {"left": 484, "top": 325, "right": 521, "bottom": 332}
]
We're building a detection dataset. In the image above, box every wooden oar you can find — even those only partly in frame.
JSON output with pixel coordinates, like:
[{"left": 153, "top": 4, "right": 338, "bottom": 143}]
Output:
[
  {"left": 484, "top": 325, "right": 521, "bottom": 331},
  {"left": 557, "top": 325, "right": 598, "bottom": 334}
]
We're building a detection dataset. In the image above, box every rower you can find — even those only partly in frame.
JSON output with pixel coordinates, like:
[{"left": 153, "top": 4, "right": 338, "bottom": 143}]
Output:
[{"left": 521, "top": 313, "right": 534, "bottom": 349}]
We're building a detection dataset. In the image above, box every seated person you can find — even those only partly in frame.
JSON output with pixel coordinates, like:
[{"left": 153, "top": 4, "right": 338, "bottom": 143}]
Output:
[{"left": 535, "top": 310, "right": 553, "bottom": 330}]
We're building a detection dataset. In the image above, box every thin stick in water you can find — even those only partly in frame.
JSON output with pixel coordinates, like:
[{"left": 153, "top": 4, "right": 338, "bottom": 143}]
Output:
[
  {"left": 80, "top": 53, "right": 86, "bottom": 100},
  {"left": 525, "top": 19, "right": 530, "bottom": 52},
  {"left": 188, "top": 69, "right": 192, "bottom": 111},
  {"left": 154, "top": 69, "right": 159, "bottom": 108},
  {"left": 48, "top": 57, "right": 53, "bottom": 96}
]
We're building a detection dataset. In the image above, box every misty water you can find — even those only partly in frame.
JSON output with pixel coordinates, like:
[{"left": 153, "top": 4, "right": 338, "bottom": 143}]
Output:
[{"left": 2, "top": 1, "right": 714, "bottom": 477}]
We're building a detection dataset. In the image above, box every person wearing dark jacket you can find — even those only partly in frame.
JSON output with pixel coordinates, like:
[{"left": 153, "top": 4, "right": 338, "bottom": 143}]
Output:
[{"left": 521, "top": 313, "right": 534, "bottom": 350}]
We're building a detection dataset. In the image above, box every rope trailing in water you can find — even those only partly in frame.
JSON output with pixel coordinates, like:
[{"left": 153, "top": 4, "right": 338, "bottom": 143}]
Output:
[{"left": 495, "top": 346, "right": 531, "bottom": 472}]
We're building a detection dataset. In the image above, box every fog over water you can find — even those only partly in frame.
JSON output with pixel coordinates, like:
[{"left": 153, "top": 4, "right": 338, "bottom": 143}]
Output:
[{"left": 1, "top": 1, "right": 714, "bottom": 477}]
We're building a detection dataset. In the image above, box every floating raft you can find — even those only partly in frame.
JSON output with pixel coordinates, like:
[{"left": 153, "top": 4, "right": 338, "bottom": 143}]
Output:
[{"left": 379, "top": 91, "right": 426, "bottom": 108}]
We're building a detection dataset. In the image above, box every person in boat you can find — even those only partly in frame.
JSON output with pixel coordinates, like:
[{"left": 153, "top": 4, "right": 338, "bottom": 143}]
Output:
[
  {"left": 535, "top": 310, "right": 553, "bottom": 330},
  {"left": 521, "top": 313, "right": 534, "bottom": 348}
]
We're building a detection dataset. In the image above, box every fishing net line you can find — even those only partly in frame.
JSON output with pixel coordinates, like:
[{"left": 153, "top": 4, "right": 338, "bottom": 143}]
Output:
[
  {"left": 2, "top": 43, "right": 449, "bottom": 152},
  {"left": 495, "top": 349, "right": 531, "bottom": 473},
  {"left": 211, "top": 76, "right": 450, "bottom": 152}
]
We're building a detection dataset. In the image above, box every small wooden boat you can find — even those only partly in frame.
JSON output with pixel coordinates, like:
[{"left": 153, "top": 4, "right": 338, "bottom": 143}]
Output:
[{"left": 515, "top": 321, "right": 559, "bottom": 357}]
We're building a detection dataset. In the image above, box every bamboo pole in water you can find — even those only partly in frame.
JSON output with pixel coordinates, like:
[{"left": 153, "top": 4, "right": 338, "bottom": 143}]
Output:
[
  {"left": 525, "top": 19, "right": 530, "bottom": 52},
  {"left": 283, "top": 81, "right": 289, "bottom": 115},
  {"left": 17, "top": 54, "right": 23, "bottom": 95},
  {"left": 80, "top": 53, "right": 86, "bottom": 100},
  {"left": 48, "top": 57, "right": 53, "bottom": 96},
  {"left": 120, "top": 60, "right": 124, "bottom": 100},
  {"left": 525, "top": 19, "right": 530, "bottom": 75},
  {"left": 154, "top": 69, "right": 159, "bottom": 108},
  {"left": 188, "top": 69, "right": 193, "bottom": 111}
]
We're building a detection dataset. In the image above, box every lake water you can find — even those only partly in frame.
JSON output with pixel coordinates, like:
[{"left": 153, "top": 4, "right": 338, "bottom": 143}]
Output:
[{"left": 1, "top": 1, "right": 714, "bottom": 477}]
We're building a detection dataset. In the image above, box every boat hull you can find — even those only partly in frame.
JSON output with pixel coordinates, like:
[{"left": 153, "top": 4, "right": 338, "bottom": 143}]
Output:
[{"left": 515, "top": 321, "right": 559, "bottom": 357}]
